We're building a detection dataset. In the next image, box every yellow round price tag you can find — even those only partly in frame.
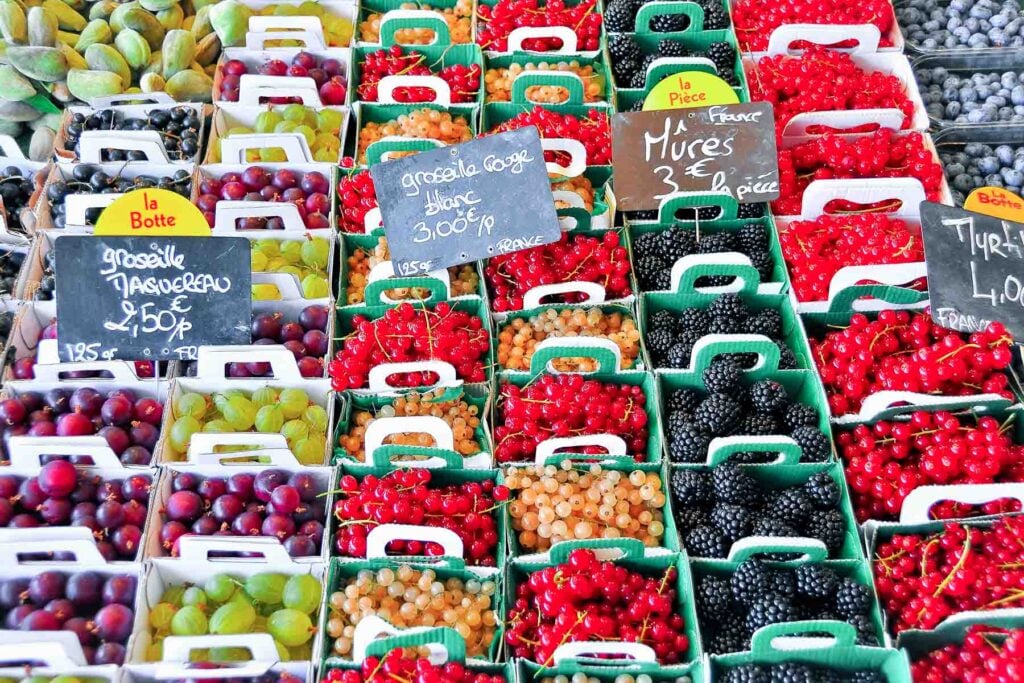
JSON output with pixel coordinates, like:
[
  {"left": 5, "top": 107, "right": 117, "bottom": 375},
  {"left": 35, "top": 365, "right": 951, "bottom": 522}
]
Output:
[
  {"left": 964, "top": 186, "right": 1024, "bottom": 223},
  {"left": 94, "top": 188, "right": 211, "bottom": 237},
  {"left": 642, "top": 71, "right": 739, "bottom": 111}
]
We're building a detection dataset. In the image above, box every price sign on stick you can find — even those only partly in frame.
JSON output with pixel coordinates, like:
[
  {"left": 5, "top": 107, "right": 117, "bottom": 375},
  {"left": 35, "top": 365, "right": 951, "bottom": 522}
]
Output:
[
  {"left": 611, "top": 102, "right": 780, "bottom": 211},
  {"left": 921, "top": 201, "right": 1024, "bottom": 337},
  {"left": 54, "top": 236, "right": 251, "bottom": 361},
  {"left": 371, "top": 127, "right": 562, "bottom": 276}
]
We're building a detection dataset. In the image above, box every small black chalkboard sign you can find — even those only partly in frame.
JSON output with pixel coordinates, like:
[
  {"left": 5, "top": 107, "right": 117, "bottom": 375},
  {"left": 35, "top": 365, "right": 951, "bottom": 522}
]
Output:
[
  {"left": 921, "top": 201, "right": 1024, "bottom": 337},
  {"left": 54, "top": 235, "right": 251, "bottom": 362},
  {"left": 611, "top": 102, "right": 780, "bottom": 211},
  {"left": 371, "top": 127, "right": 562, "bottom": 276}
]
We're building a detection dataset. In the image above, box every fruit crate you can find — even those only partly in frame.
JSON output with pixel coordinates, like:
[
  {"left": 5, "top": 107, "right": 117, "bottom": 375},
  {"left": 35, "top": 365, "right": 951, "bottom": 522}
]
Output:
[
  {"left": 0, "top": 533, "right": 146, "bottom": 664},
  {"left": 355, "top": 0, "right": 477, "bottom": 46},
  {"left": 0, "top": 149, "right": 49, "bottom": 238},
  {"left": 637, "top": 261, "right": 812, "bottom": 372},
  {"left": 626, "top": 193, "right": 788, "bottom": 293},
  {"left": 689, "top": 539, "right": 886, "bottom": 649},
  {"left": 890, "top": 0, "right": 1020, "bottom": 54},
  {"left": 352, "top": 102, "right": 481, "bottom": 166},
  {"left": 709, "top": 621, "right": 911, "bottom": 681},
  {"left": 773, "top": 178, "right": 929, "bottom": 314},
  {"left": 35, "top": 162, "right": 196, "bottom": 232},
  {"left": 53, "top": 95, "right": 207, "bottom": 168},
  {"left": 328, "top": 459, "right": 509, "bottom": 565},
  {"left": 332, "top": 384, "right": 493, "bottom": 467},
  {"left": 475, "top": 0, "right": 604, "bottom": 58},
  {"left": 553, "top": 166, "right": 615, "bottom": 231},
  {"left": 518, "top": 658, "right": 701, "bottom": 683},
  {"left": 610, "top": 28, "right": 748, "bottom": 112},
  {"left": 331, "top": 297, "right": 494, "bottom": 393},
  {"left": 144, "top": 448, "right": 333, "bottom": 563},
  {"left": 931, "top": 122, "right": 1024, "bottom": 206},
  {"left": 0, "top": 439, "right": 159, "bottom": 562},
  {"left": 196, "top": 162, "right": 339, "bottom": 234},
  {"left": 220, "top": 0, "right": 358, "bottom": 49},
  {"left": 912, "top": 50, "right": 1024, "bottom": 129},
  {"left": 479, "top": 102, "right": 611, "bottom": 175},
  {"left": 156, "top": 345, "right": 335, "bottom": 465},
  {"left": 0, "top": 633, "right": 120, "bottom": 683},
  {"left": 214, "top": 43, "right": 353, "bottom": 108},
  {"left": 205, "top": 104, "right": 352, "bottom": 165},
  {"left": 611, "top": 0, "right": 732, "bottom": 37},
  {"left": 484, "top": 53, "right": 614, "bottom": 107},
  {"left": 729, "top": 15, "right": 906, "bottom": 55},
  {"left": 124, "top": 658, "right": 310, "bottom": 682},
  {"left": 504, "top": 540, "right": 702, "bottom": 665},
  {"left": 132, "top": 534, "right": 327, "bottom": 664},
  {"left": 317, "top": 555, "right": 503, "bottom": 664},
  {"left": 657, "top": 341, "right": 833, "bottom": 463},
  {"left": 492, "top": 338, "right": 663, "bottom": 464},
  {"left": 337, "top": 232, "right": 486, "bottom": 308},
  {"left": 351, "top": 43, "right": 484, "bottom": 109},
  {"left": 898, "top": 610, "right": 1024, "bottom": 662}
]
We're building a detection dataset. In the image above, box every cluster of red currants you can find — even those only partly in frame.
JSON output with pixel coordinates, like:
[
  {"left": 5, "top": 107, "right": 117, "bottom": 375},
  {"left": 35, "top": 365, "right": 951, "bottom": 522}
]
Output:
[
  {"left": 337, "top": 166, "right": 378, "bottom": 234},
  {"left": 357, "top": 46, "right": 481, "bottom": 103},
  {"left": 476, "top": 0, "right": 602, "bottom": 52},
  {"left": 197, "top": 167, "right": 332, "bottom": 230},
  {"left": 220, "top": 52, "right": 348, "bottom": 105},
  {"left": 731, "top": 0, "right": 895, "bottom": 52},
  {"left": 322, "top": 653, "right": 506, "bottom": 683},
  {"left": 911, "top": 624, "right": 1024, "bottom": 682},
  {"left": 489, "top": 106, "right": 612, "bottom": 166}
]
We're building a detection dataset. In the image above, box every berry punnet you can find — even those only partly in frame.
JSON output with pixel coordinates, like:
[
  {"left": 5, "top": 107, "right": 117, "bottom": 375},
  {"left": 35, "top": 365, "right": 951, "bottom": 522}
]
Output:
[
  {"left": 918, "top": 66, "right": 1024, "bottom": 126},
  {"left": 809, "top": 312, "right": 1015, "bottom": 416},
  {"left": 609, "top": 34, "right": 739, "bottom": 95},
  {"left": 476, "top": 0, "right": 602, "bottom": 52},
  {"left": 632, "top": 223, "right": 776, "bottom": 292},
  {"left": 505, "top": 548, "right": 691, "bottom": 664},
  {"left": 157, "top": 468, "right": 327, "bottom": 558},
  {"left": 251, "top": 237, "right": 332, "bottom": 300},
  {"left": 0, "top": 166, "right": 37, "bottom": 235},
  {"left": 345, "top": 236, "right": 479, "bottom": 305},
  {"left": 664, "top": 361, "right": 830, "bottom": 464},
  {"left": 0, "top": 462, "right": 151, "bottom": 561},
  {"left": 504, "top": 462, "right": 666, "bottom": 551},
  {"left": 941, "top": 141, "right": 1024, "bottom": 205},
  {"left": 873, "top": 517, "right": 1024, "bottom": 633},
  {"left": 356, "top": 46, "right": 481, "bottom": 103},
  {"left": 494, "top": 374, "right": 650, "bottom": 463},
  {"left": 485, "top": 232, "right": 631, "bottom": 313},
  {"left": 498, "top": 307, "right": 642, "bottom": 372},
  {"left": 46, "top": 165, "right": 192, "bottom": 230},
  {"left": 670, "top": 467, "right": 850, "bottom": 558},
  {"left": 332, "top": 469, "right": 505, "bottom": 565},
  {"left": 0, "top": 249, "right": 24, "bottom": 298},
  {"left": 779, "top": 214, "right": 925, "bottom": 303},
  {"left": 720, "top": 664, "right": 885, "bottom": 682},
  {"left": 219, "top": 52, "right": 348, "bottom": 105},
  {"left": 897, "top": 0, "right": 1024, "bottom": 50},
  {"left": 604, "top": 0, "right": 730, "bottom": 32},
  {"left": 338, "top": 167, "right": 378, "bottom": 233},
  {"left": 731, "top": 0, "right": 895, "bottom": 52},
  {"left": 911, "top": 624, "right": 1024, "bottom": 682},
  {"left": 360, "top": 0, "right": 474, "bottom": 44},
  {"left": 209, "top": 105, "right": 345, "bottom": 164},
  {"left": 325, "top": 565, "right": 498, "bottom": 658},
  {"left": 245, "top": 305, "right": 329, "bottom": 379},
  {"left": 695, "top": 559, "right": 879, "bottom": 654},
  {"left": 338, "top": 388, "right": 485, "bottom": 462},
  {"left": 839, "top": 412, "right": 1024, "bottom": 523},
  {"left": 322, "top": 653, "right": 506, "bottom": 683},
  {"left": 485, "top": 61, "right": 608, "bottom": 103},
  {"left": 329, "top": 302, "right": 490, "bottom": 390},
  {"left": 185, "top": 671, "right": 303, "bottom": 683},
  {"left": 357, "top": 109, "right": 473, "bottom": 163},
  {"left": 0, "top": 569, "right": 138, "bottom": 664},
  {"left": 773, "top": 130, "right": 945, "bottom": 216},
  {"left": 7, "top": 319, "right": 156, "bottom": 381},
  {"left": 488, "top": 106, "right": 612, "bottom": 166},
  {"left": 748, "top": 47, "right": 918, "bottom": 136},
  {"left": 196, "top": 167, "right": 332, "bottom": 231},
  {"left": 63, "top": 106, "right": 202, "bottom": 162}
]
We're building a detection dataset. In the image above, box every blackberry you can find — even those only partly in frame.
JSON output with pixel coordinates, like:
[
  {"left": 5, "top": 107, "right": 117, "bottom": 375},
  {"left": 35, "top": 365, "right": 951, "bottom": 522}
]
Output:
[
  {"left": 778, "top": 345, "right": 798, "bottom": 370},
  {"left": 657, "top": 38, "right": 691, "bottom": 58},
  {"left": 783, "top": 403, "right": 819, "bottom": 430},
  {"left": 697, "top": 232, "right": 738, "bottom": 254},
  {"left": 685, "top": 525, "right": 728, "bottom": 557},
  {"left": 766, "top": 569, "right": 796, "bottom": 597},
  {"left": 723, "top": 666, "right": 770, "bottom": 683},
  {"left": 737, "top": 222, "right": 769, "bottom": 253},
  {"left": 737, "top": 203, "right": 766, "bottom": 219},
  {"left": 710, "top": 503, "right": 751, "bottom": 541},
  {"left": 730, "top": 559, "right": 769, "bottom": 604},
  {"left": 745, "top": 594, "right": 797, "bottom": 632},
  {"left": 661, "top": 225, "right": 698, "bottom": 259},
  {"left": 802, "top": 471, "right": 840, "bottom": 508},
  {"left": 677, "top": 307, "right": 710, "bottom": 333},
  {"left": 670, "top": 468, "right": 712, "bottom": 504},
  {"left": 636, "top": 256, "right": 667, "bottom": 290},
  {"left": 648, "top": 309, "right": 679, "bottom": 333},
  {"left": 794, "top": 564, "right": 838, "bottom": 600},
  {"left": 749, "top": 379, "right": 788, "bottom": 414},
  {"left": 649, "top": 12, "right": 688, "bottom": 31},
  {"left": 751, "top": 515, "right": 799, "bottom": 538},
  {"left": 771, "top": 488, "right": 812, "bottom": 526},
  {"left": 613, "top": 57, "right": 640, "bottom": 84},
  {"left": 747, "top": 309, "right": 782, "bottom": 339},
  {"left": 769, "top": 663, "right": 814, "bottom": 683},
  {"left": 751, "top": 250, "right": 775, "bottom": 281},
  {"left": 696, "top": 575, "right": 732, "bottom": 621},
  {"left": 608, "top": 33, "right": 642, "bottom": 63},
  {"left": 666, "top": 409, "right": 693, "bottom": 434},
  {"left": 713, "top": 463, "right": 761, "bottom": 504},
  {"left": 666, "top": 387, "right": 702, "bottom": 415},
  {"left": 699, "top": 1, "right": 731, "bottom": 29},
  {"left": 706, "top": 40, "right": 737, "bottom": 74},
  {"left": 703, "top": 359, "right": 742, "bottom": 393},
  {"left": 694, "top": 393, "right": 743, "bottom": 434},
  {"left": 675, "top": 506, "right": 710, "bottom": 530},
  {"left": 665, "top": 341, "right": 695, "bottom": 369},
  {"left": 851, "top": 671, "right": 885, "bottom": 683},
  {"left": 630, "top": 55, "right": 656, "bottom": 88},
  {"left": 708, "top": 316, "right": 744, "bottom": 335},
  {"left": 791, "top": 426, "right": 831, "bottom": 463},
  {"left": 834, "top": 579, "right": 872, "bottom": 619},
  {"left": 645, "top": 326, "right": 675, "bottom": 358},
  {"left": 668, "top": 422, "right": 711, "bottom": 463},
  {"left": 631, "top": 230, "right": 661, "bottom": 260},
  {"left": 707, "top": 293, "right": 749, "bottom": 320},
  {"left": 603, "top": 0, "right": 635, "bottom": 31},
  {"left": 738, "top": 413, "right": 779, "bottom": 436},
  {"left": 706, "top": 618, "right": 749, "bottom": 654},
  {"left": 807, "top": 509, "right": 846, "bottom": 551},
  {"left": 849, "top": 615, "right": 880, "bottom": 646}
]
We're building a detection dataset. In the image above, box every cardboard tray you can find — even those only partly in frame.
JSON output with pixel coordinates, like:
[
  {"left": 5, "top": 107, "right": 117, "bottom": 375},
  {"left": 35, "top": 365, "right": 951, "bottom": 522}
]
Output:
[
  {"left": 0, "top": 632, "right": 120, "bottom": 681},
  {"left": 351, "top": 43, "right": 484, "bottom": 109},
  {"left": 356, "top": 0, "right": 477, "bottom": 47},
  {"left": 475, "top": 0, "right": 604, "bottom": 58},
  {"left": 353, "top": 101, "right": 481, "bottom": 165},
  {"left": 484, "top": 53, "right": 614, "bottom": 107},
  {"left": 226, "top": 1, "right": 357, "bottom": 49},
  {"left": 911, "top": 49, "right": 1024, "bottom": 128},
  {"left": 203, "top": 103, "right": 352, "bottom": 165},
  {"left": 214, "top": 45, "right": 354, "bottom": 108},
  {"left": 732, "top": 17, "right": 905, "bottom": 54},
  {"left": 931, "top": 122, "right": 1024, "bottom": 206},
  {"left": 0, "top": 148, "right": 49, "bottom": 238}
]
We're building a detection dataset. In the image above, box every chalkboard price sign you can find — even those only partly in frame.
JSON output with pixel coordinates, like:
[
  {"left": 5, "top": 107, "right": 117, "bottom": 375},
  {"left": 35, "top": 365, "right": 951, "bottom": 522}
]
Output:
[
  {"left": 921, "top": 201, "right": 1024, "bottom": 337},
  {"left": 371, "top": 127, "right": 562, "bottom": 276},
  {"left": 54, "top": 235, "right": 251, "bottom": 361},
  {"left": 611, "top": 102, "right": 780, "bottom": 211}
]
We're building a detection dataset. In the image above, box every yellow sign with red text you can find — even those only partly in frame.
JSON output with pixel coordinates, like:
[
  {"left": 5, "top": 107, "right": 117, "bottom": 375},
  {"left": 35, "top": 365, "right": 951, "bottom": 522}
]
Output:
[
  {"left": 94, "top": 188, "right": 211, "bottom": 236},
  {"left": 642, "top": 71, "right": 739, "bottom": 111},
  {"left": 964, "top": 186, "right": 1024, "bottom": 223}
]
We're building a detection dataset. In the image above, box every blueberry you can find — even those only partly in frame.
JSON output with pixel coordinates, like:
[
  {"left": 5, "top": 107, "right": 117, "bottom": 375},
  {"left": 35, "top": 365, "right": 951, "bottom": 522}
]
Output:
[
  {"left": 946, "top": 162, "right": 967, "bottom": 176},
  {"left": 1003, "top": 168, "right": 1024, "bottom": 187},
  {"left": 1011, "top": 85, "right": 1024, "bottom": 105},
  {"left": 946, "top": 101, "right": 963, "bottom": 117},
  {"left": 960, "top": 86, "right": 979, "bottom": 102},
  {"left": 979, "top": 156, "right": 1001, "bottom": 174},
  {"left": 953, "top": 173, "right": 975, "bottom": 192}
]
